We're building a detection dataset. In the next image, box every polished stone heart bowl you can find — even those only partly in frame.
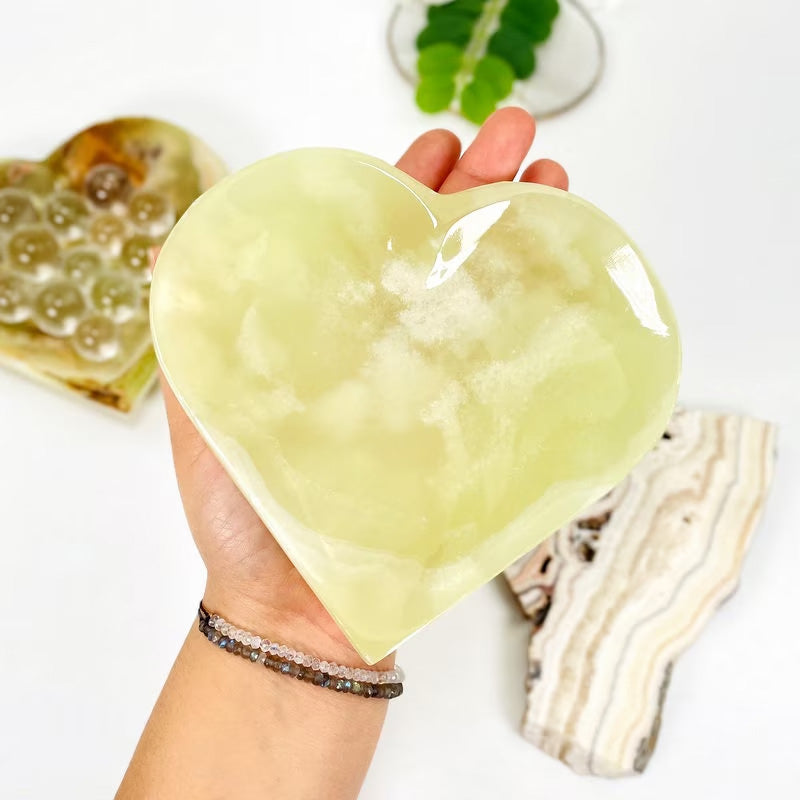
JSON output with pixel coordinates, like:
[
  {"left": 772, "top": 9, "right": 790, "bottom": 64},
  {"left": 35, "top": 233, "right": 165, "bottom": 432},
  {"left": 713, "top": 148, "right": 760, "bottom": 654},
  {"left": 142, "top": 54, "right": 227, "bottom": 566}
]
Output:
[{"left": 151, "top": 149, "right": 680, "bottom": 663}]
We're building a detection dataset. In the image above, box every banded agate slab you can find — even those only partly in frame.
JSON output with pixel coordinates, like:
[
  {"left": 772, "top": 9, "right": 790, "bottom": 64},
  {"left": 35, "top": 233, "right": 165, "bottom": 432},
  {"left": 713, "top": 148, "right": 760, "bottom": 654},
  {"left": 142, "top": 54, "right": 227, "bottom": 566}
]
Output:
[{"left": 151, "top": 149, "right": 681, "bottom": 662}]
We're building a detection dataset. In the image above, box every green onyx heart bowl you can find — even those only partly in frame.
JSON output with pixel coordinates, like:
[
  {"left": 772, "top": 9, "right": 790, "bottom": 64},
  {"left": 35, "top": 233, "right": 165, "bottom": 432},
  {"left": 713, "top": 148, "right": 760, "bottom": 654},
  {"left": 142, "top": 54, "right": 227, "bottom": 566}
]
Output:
[{"left": 151, "top": 148, "right": 680, "bottom": 663}]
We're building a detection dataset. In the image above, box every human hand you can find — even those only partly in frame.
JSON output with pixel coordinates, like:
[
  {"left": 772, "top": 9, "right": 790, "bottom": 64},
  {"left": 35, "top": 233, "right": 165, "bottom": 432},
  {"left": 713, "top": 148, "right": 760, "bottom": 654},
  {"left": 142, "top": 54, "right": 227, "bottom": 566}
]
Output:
[{"left": 159, "top": 107, "right": 569, "bottom": 665}]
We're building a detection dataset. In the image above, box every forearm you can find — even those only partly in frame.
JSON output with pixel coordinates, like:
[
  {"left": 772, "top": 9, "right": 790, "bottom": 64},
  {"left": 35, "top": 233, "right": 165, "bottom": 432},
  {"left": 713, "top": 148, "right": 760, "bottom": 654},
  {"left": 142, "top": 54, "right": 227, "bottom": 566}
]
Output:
[{"left": 117, "top": 586, "right": 393, "bottom": 799}]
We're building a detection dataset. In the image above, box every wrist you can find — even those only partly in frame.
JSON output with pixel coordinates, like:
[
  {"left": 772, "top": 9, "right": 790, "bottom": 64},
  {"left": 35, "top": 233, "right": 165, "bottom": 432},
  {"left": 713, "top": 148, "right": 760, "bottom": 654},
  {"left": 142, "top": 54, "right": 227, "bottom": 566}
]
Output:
[{"left": 203, "top": 578, "right": 396, "bottom": 671}]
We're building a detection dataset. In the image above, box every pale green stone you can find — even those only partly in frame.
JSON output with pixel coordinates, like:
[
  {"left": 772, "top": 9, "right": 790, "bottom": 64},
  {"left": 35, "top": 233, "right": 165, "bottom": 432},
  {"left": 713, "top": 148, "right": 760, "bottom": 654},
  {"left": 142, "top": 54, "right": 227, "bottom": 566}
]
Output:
[{"left": 151, "top": 149, "right": 681, "bottom": 663}]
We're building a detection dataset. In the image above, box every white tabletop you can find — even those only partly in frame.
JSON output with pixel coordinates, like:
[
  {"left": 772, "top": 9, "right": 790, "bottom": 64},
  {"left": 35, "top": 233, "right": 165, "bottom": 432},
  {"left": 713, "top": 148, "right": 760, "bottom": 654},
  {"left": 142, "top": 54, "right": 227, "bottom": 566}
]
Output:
[{"left": 1, "top": 1, "right": 798, "bottom": 796}]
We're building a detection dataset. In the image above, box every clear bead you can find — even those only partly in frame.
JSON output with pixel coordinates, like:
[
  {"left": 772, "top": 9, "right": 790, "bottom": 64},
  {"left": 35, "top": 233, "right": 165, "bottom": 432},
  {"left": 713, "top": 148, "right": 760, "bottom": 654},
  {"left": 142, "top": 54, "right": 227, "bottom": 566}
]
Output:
[
  {"left": 0, "top": 188, "right": 38, "bottom": 231},
  {"left": 7, "top": 226, "right": 60, "bottom": 281},
  {"left": 269, "top": 643, "right": 279, "bottom": 654},
  {"left": 63, "top": 248, "right": 104, "bottom": 285},
  {"left": 45, "top": 191, "right": 89, "bottom": 239},
  {"left": 260, "top": 641, "right": 269, "bottom": 653},
  {"left": 320, "top": 661, "right": 330, "bottom": 673},
  {"left": 311, "top": 657, "right": 320, "bottom": 670},
  {"left": 90, "top": 272, "right": 139, "bottom": 322},
  {"left": 0, "top": 274, "right": 31, "bottom": 324},
  {"left": 302, "top": 655, "right": 312, "bottom": 668},
  {"left": 89, "top": 213, "right": 128, "bottom": 256},
  {"left": 251, "top": 636, "right": 261, "bottom": 649},
  {"left": 84, "top": 163, "right": 131, "bottom": 208},
  {"left": 71, "top": 314, "right": 119, "bottom": 362},
  {"left": 293, "top": 652, "right": 303, "bottom": 665},
  {"left": 119, "top": 234, "right": 154, "bottom": 283},
  {"left": 128, "top": 190, "right": 174, "bottom": 238},
  {"left": 31, "top": 281, "right": 87, "bottom": 337}
]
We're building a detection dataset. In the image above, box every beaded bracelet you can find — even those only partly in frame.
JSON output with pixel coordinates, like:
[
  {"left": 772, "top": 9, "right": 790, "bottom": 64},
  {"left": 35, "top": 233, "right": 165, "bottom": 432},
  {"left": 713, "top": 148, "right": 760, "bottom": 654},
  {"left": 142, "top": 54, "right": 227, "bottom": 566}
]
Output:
[{"left": 197, "top": 603, "right": 403, "bottom": 700}]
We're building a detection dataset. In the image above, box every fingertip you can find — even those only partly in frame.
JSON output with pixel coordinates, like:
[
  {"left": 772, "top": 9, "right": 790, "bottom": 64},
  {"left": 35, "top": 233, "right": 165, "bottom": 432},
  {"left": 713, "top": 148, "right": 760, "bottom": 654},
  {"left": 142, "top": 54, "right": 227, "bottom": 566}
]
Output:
[
  {"left": 485, "top": 106, "right": 536, "bottom": 142},
  {"left": 520, "top": 158, "right": 569, "bottom": 191},
  {"left": 395, "top": 128, "right": 462, "bottom": 190},
  {"left": 439, "top": 106, "right": 537, "bottom": 193},
  {"left": 424, "top": 128, "right": 462, "bottom": 153}
]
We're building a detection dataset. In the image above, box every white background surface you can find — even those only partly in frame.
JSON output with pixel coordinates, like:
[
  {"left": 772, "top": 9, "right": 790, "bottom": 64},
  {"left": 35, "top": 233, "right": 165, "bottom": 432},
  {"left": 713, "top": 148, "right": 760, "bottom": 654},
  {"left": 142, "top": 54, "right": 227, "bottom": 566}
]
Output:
[{"left": 1, "top": 1, "right": 798, "bottom": 797}]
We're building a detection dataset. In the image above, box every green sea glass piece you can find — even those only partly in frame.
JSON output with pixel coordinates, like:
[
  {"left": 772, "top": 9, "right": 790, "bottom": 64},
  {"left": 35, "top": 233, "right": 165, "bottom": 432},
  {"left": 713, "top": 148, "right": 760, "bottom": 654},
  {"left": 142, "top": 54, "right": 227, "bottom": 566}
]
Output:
[{"left": 151, "top": 149, "right": 681, "bottom": 663}]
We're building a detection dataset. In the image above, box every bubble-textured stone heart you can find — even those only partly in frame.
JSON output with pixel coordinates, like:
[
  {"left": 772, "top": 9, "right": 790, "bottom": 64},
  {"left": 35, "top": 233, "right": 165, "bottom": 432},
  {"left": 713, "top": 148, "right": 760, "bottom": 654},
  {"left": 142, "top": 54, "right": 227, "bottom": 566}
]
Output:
[
  {"left": 151, "top": 149, "right": 681, "bottom": 662},
  {"left": 0, "top": 117, "right": 225, "bottom": 411}
]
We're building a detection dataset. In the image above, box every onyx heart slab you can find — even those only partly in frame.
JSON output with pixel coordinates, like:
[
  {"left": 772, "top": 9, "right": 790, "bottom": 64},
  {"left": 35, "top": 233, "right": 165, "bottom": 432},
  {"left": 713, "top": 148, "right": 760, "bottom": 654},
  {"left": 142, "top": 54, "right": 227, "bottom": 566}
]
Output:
[
  {"left": 151, "top": 149, "right": 680, "bottom": 662},
  {"left": 0, "top": 117, "right": 225, "bottom": 411}
]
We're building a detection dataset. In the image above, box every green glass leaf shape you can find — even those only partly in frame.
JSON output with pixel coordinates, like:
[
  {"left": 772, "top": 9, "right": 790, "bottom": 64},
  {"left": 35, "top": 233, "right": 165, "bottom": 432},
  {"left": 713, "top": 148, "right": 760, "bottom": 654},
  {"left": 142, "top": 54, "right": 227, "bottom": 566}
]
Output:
[
  {"left": 474, "top": 55, "right": 516, "bottom": 99},
  {"left": 410, "top": 0, "right": 560, "bottom": 123},
  {"left": 501, "top": 4, "right": 554, "bottom": 43},
  {"left": 416, "top": 76, "right": 457, "bottom": 113},
  {"left": 487, "top": 25, "right": 536, "bottom": 79},
  {"left": 506, "top": 0, "right": 560, "bottom": 23},
  {"left": 427, "top": 0, "right": 486, "bottom": 23},
  {"left": 416, "top": 16, "right": 475, "bottom": 49},
  {"left": 418, "top": 43, "right": 464, "bottom": 77},
  {"left": 460, "top": 79, "right": 498, "bottom": 123}
]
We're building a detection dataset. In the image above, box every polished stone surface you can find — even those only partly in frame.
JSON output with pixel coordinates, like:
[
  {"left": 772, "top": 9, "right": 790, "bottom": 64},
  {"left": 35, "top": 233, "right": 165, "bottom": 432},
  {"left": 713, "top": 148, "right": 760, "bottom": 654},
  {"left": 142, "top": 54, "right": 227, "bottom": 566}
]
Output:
[
  {"left": 505, "top": 408, "right": 777, "bottom": 776},
  {"left": 151, "top": 148, "right": 681, "bottom": 662}
]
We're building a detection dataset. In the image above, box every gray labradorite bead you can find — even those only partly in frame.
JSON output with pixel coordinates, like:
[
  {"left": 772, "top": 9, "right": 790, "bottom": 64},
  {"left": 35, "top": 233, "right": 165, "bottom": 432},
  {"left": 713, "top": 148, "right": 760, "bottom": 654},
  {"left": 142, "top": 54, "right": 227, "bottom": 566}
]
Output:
[
  {"left": 218, "top": 637, "right": 229, "bottom": 649},
  {"left": 280, "top": 662, "right": 292, "bottom": 674},
  {"left": 351, "top": 681, "right": 363, "bottom": 695},
  {"left": 249, "top": 650, "right": 260, "bottom": 662}
]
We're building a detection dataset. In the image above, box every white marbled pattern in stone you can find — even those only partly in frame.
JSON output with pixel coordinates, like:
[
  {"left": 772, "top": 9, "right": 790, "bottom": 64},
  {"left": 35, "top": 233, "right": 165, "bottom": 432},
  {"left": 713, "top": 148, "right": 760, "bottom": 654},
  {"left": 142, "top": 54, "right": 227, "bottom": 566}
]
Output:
[{"left": 505, "top": 408, "right": 778, "bottom": 776}]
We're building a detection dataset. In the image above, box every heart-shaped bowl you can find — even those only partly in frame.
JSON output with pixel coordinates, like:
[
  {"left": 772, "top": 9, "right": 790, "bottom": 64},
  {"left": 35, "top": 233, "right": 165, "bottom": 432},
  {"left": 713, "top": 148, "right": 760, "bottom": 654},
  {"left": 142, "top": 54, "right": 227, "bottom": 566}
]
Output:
[
  {"left": 0, "top": 117, "right": 225, "bottom": 412},
  {"left": 151, "top": 148, "right": 681, "bottom": 663}
]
